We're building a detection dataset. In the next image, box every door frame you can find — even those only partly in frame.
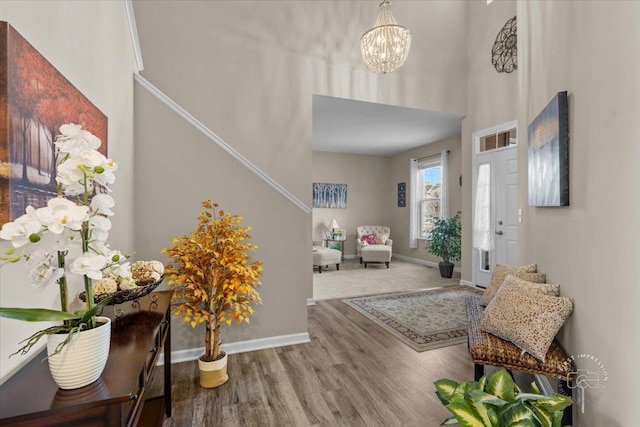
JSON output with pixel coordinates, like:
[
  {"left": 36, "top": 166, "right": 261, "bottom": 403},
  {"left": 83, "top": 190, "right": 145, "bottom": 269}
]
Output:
[{"left": 471, "top": 120, "right": 518, "bottom": 288}]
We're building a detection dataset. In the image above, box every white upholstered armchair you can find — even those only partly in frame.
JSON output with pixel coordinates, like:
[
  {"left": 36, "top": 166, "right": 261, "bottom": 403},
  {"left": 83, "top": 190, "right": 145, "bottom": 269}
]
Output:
[{"left": 356, "top": 226, "right": 393, "bottom": 264}]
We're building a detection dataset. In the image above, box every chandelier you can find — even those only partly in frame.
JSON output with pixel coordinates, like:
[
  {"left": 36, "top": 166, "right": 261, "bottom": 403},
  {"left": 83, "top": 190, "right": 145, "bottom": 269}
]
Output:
[{"left": 360, "top": 1, "right": 411, "bottom": 74}]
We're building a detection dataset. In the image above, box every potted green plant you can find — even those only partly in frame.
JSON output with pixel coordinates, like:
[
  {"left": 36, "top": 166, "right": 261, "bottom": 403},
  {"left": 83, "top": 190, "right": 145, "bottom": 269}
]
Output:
[
  {"left": 162, "top": 199, "right": 262, "bottom": 388},
  {"left": 434, "top": 368, "right": 572, "bottom": 426},
  {"left": 426, "top": 213, "right": 461, "bottom": 278}
]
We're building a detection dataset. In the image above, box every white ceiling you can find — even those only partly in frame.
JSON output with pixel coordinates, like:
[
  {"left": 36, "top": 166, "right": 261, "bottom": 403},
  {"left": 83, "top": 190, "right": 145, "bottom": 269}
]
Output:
[{"left": 312, "top": 95, "right": 465, "bottom": 157}]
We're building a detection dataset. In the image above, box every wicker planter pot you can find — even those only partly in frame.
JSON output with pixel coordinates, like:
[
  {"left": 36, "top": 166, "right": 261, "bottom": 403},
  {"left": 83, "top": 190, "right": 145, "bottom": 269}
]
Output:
[
  {"left": 438, "top": 262, "right": 455, "bottom": 279},
  {"left": 198, "top": 352, "right": 228, "bottom": 388},
  {"left": 46, "top": 316, "right": 111, "bottom": 390}
]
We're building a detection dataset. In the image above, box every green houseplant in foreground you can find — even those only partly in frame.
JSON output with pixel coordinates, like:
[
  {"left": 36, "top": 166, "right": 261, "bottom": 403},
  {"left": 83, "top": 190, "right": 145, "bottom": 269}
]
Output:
[
  {"left": 434, "top": 368, "right": 572, "bottom": 427},
  {"left": 426, "top": 212, "right": 461, "bottom": 278}
]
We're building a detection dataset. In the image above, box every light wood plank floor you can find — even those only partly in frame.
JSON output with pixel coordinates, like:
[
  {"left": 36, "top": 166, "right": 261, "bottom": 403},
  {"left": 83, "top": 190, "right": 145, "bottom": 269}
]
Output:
[{"left": 151, "top": 299, "right": 479, "bottom": 426}]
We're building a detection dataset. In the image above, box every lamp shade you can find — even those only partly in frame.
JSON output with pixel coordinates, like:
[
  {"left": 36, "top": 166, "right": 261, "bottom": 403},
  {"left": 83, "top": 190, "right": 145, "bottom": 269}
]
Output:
[
  {"left": 330, "top": 219, "right": 340, "bottom": 230},
  {"left": 360, "top": 0, "right": 411, "bottom": 74}
]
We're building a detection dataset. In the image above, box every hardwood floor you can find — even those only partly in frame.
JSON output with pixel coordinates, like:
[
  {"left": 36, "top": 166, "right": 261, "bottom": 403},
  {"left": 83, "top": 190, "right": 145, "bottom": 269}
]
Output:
[{"left": 151, "top": 299, "right": 479, "bottom": 426}]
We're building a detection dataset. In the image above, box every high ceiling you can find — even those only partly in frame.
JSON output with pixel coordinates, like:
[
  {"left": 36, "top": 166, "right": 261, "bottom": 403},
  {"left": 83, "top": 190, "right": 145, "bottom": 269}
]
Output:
[{"left": 312, "top": 95, "right": 465, "bottom": 157}]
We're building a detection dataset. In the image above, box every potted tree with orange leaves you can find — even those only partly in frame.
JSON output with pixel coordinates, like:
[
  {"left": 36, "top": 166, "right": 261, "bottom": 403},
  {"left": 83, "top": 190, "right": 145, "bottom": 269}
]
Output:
[{"left": 162, "top": 199, "right": 262, "bottom": 388}]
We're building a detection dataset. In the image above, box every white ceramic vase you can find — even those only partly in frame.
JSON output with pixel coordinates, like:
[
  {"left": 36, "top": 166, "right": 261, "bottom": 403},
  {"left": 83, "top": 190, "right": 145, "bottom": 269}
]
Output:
[{"left": 46, "top": 316, "right": 111, "bottom": 390}]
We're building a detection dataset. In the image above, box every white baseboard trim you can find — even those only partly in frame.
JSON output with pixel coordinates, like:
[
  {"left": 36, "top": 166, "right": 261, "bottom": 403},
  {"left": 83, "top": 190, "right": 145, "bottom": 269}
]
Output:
[
  {"left": 159, "top": 332, "right": 310, "bottom": 366},
  {"left": 343, "top": 254, "right": 358, "bottom": 260},
  {"left": 307, "top": 298, "right": 316, "bottom": 306},
  {"left": 392, "top": 254, "right": 462, "bottom": 273},
  {"left": 459, "top": 279, "right": 474, "bottom": 287},
  {"left": 535, "top": 374, "right": 554, "bottom": 396}
]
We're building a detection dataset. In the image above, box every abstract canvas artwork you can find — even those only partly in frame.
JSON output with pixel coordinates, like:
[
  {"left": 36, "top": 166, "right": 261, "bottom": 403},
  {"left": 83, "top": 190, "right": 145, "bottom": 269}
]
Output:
[
  {"left": 313, "top": 183, "right": 347, "bottom": 209},
  {"left": 0, "top": 22, "right": 108, "bottom": 225},
  {"left": 527, "top": 91, "right": 569, "bottom": 207}
]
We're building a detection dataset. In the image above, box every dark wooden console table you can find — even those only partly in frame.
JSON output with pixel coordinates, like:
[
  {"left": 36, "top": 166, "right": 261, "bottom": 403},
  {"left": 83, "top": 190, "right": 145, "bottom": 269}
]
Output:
[{"left": 0, "top": 290, "right": 173, "bottom": 427}]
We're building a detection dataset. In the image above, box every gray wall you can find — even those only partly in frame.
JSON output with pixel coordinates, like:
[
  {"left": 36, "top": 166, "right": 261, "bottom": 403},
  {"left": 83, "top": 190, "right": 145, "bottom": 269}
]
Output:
[
  {"left": 461, "top": 0, "right": 518, "bottom": 282},
  {"left": 0, "top": 0, "right": 136, "bottom": 382},
  {"left": 132, "top": 0, "right": 469, "bottom": 352},
  {"left": 518, "top": 1, "right": 640, "bottom": 424},
  {"left": 312, "top": 152, "right": 391, "bottom": 257}
]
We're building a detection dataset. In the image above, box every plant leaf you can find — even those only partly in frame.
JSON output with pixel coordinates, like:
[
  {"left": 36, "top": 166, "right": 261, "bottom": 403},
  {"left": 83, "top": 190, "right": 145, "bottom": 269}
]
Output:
[
  {"left": 500, "top": 401, "right": 535, "bottom": 424},
  {"left": 435, "top": 379, "right": 460, "bottom": 404},
  {"left": 467, "top": 389, "right": 508, "bottom": 407},
  {"left": 445, "top": 401, "right": 487, "bottom": 427},
  {"left": 526, "top": 400, "right": 554, "bottom": 427},
  {"left": 440, "top": 416, "right": 460, "bottom": 425},
  {"left": 530, "top": 381, "right": 540, "bottom": 394},
  {"left": 507, "top": 420, "right": 537, "bottom": 427},
  {"left": 527, "top": 393, "right": 572, "bottom": 412},
  {"left": 75, "top": 296, "right": 112, "bottom": 324},
  {"left": 0, "top": 307, "right": 79, "bottom": 322},
  {"left": 486, "top": 368, "right": 517, "bottom": 401},
  {"left": 464, "top": 393, "right": 493, "bottom": 427}
]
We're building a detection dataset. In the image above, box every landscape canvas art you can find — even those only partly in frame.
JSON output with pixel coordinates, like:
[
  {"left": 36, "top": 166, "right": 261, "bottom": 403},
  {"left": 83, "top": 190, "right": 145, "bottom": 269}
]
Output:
[
  {"left": 313, "top": 183, "right": 347, "bottom": 209},
  {"left": 527, "top": 91, "right": 569, "bottom": 207},
  {"left": 0, "top": 22, "right": 108, "bottom": 225}
]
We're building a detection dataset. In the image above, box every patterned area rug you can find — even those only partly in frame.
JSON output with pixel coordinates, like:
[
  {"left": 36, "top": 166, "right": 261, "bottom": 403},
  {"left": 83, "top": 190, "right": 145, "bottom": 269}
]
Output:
[{"left": 343, "top": 285, "right": 483, "bottom": 352}]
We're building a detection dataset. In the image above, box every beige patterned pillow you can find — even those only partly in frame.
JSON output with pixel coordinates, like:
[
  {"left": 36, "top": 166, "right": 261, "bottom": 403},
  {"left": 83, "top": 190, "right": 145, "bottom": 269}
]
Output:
[
  {"left": 480, "top": 284, "right": 573, "bottom": 362},
  {"left": 501, "top": 274, "right": 560, "bottom": 297},
  {"left": 480, "top": 264, "right": 545, "bottom": 306}
]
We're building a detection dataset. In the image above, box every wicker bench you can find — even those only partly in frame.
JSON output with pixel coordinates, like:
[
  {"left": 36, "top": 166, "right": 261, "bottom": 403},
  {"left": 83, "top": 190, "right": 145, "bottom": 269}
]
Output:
[{"left": 465, "top": 295, "right": 574, "bottom": 425}]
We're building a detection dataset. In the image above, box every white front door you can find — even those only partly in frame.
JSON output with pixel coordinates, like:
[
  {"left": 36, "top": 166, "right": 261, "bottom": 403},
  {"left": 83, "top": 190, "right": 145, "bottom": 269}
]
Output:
[{"left": 472, "top": 122, "right": 519, "bottom": 288}]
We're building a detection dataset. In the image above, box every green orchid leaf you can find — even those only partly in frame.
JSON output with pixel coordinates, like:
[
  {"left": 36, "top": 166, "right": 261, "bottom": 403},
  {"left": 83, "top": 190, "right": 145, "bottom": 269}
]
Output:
[
  {"left": 0, "top": 307, "right": 79, "bottom": 322},
  {"left": 486, "top": 368, "right": 517, "bottom": 401},
  {"left": 435, "top": 378, "right": 460, "bottom": 403},
  {"left": 75, "top": 296, "right": 112, "bottom": 324},
  {"left": 467, "top": 389, "right": 508, "bottom": 407},
  {"left": 445, "top": 401, "right": 487, "bottom": 427}
]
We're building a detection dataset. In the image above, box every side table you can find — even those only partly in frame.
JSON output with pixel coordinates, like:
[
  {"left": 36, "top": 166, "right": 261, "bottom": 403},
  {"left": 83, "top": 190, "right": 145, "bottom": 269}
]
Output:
[
  {"left": 0, "top": 290, "right": 173, "bottom": 427},
  {"left": 325, "top": 238, "right": 346, "bottom": 260}
]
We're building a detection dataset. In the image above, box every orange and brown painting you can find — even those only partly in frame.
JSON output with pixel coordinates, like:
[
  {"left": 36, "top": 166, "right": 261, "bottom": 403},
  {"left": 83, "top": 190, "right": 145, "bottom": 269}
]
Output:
[{"left": 0, "top": 22, "right": 107, "bottom": 225}]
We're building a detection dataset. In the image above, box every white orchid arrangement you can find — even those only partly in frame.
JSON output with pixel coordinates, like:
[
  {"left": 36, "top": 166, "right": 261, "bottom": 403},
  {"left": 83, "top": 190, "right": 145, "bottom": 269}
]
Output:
[{"left": 0, "top": 124, "right": 130, "bottom": 356}]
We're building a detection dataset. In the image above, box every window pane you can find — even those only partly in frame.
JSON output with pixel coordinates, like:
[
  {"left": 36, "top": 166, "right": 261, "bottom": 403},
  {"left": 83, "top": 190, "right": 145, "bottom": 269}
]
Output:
[
  {"left": 479, "top": 135, "right": 497, "bottom": 152},
  {"left": 422, "top": 200, "right": 440, "bottom": 236},
  {"left": 480, "top": 249, "right": 490, "bottom": 271},
  {"left": 419, "top": 164, "right": 442, "bottom": 237}
]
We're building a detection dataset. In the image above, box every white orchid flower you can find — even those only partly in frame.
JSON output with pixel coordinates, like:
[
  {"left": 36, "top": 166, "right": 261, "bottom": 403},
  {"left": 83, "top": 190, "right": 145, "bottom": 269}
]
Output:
[
  {"left": 56, "top": 156, "right": 84, "bottom": 185},
  {"left": 89, "top": 215, "right": 111, "bottom": 242},
  {"left": 69, "top": 253, "right": 107, "bottom": 280},
  {"left": 94, "top": 158, "right": 117, "bottom": 188},
  {"left": 25, "top": 250, "right": 64, "bottom": 289},
  {"left": 0, "top": 220, "right": 42, "bottom": 248},
  {"left": 53, "top": 228, "right": 81, "bottom": 251},
  {"left": 90, "top": 194, "right": 115, "bottom": 216},
  {"left": 37, "top": 198, "right": 89, "bottom": 234},
  {"left": 111, "top": 261, "right": 132, "bottom": 279},
  {"left": 78, "top": 150, "right": 105, "bottom": 170},
  {"left": 56, "top": 124, "right": 101, "bottom": 154}
]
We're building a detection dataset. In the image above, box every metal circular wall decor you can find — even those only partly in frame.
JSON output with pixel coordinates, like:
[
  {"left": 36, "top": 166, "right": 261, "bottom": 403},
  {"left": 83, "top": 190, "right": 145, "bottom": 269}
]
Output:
[{"left": 491, "top": 16, "right": 517, "bottom": 73}]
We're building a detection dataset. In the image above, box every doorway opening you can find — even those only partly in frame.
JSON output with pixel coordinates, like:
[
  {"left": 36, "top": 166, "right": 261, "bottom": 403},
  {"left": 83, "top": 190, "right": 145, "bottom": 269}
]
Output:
[{"left": 471, "top": 121, "right": 519, "bottom": 288}]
